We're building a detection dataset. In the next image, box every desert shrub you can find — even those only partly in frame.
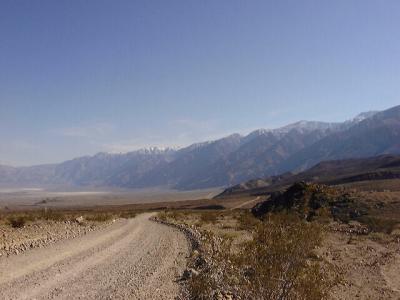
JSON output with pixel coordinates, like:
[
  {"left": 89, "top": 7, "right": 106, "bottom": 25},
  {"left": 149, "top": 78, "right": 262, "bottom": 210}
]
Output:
[
  {"left": 85, "top": 213, "right": 113, "bottom": 222},
  {"left": 157, "top": 211, "right": 169, "bottom": 221},
  {"left": 235, "top": 210, "right": 260, "bottom": 230},
  {"left": 198, "top": 211, "right": 218, "bottom": 224},
  {"left": 118, "top": 211, "right": 137, "bottom": 219},
  {"left": 38, "top": 209, "right": 66, "bottom": 221},
  {"left": 168, "top": 210, "right": 182, "bottom": 221},
  {"left": 194, "top": 205, "right": 224, "bottom": 210},
  {"left": 7, "top": 215, "right": 27, "bottom": 228},
  {"left": 358, "top": 216, "right": 398, "bottom": 234},
  {"left": 190, "top": 213, "right": 334, "bottom": 300},
  {"left": 236, "top": 214, "right": 328, "bottom": 299},
  {"left": 189, "top": 230, "right": 234, "bottom": 299}
]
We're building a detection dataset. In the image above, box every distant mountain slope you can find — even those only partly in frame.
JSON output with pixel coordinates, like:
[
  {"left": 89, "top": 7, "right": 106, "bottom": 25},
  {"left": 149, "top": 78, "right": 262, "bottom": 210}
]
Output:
[
  {"left": 217, "top": 154, "right": 400, "bottom": 198},
  {"left": 277, "top": 105, "right": 400, "bottom": 173},
  {"left": 58, "top": 148, "right": 177, "bottom": 187},
  {"left": 1, "top": 105, "right": 399, "bottom": 190},
  {"left": 177, "top": 121, "right": 342, "bottom": 189},
  {"left": 130, "top": 134, "right": 244, "bottom": 188},
  {"left": 0, "top": 164, "right": 57, "bottom": 186},
  {"left": 0, "top": 148, "right": 177, "bottom": 187},
  {"left": 175, "top": 114, "right": 388, "bottom": 189}
]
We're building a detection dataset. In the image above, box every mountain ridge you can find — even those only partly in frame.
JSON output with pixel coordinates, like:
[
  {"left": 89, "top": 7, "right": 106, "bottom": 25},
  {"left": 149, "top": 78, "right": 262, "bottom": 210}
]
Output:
[{"left": 1, "top": 106, "right": 399, "bottom": 190}]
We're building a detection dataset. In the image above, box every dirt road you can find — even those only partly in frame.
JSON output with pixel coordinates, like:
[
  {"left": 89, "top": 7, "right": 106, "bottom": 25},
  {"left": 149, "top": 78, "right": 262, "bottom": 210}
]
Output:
[
  {"left": 0, "top": 213, "right": 189, "bottom": 299},
  {"left": 230, "top": 196, "right": 262, "bottom": 210}
]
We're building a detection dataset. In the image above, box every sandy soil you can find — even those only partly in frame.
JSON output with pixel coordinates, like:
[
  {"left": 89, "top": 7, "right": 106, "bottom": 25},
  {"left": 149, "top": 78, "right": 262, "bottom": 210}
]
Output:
[
  {"left": 0, "top": 213, "right": 189, "bottom": 299},
  {"left": 319, "top": 229, "right": 400, "bottom": 299}
]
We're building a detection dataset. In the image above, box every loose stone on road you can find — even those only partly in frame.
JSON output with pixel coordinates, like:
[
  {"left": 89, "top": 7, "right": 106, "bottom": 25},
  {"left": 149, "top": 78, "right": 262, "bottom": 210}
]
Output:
[{"left": 0, "top": 213, "right": 189, "bottom": 300}]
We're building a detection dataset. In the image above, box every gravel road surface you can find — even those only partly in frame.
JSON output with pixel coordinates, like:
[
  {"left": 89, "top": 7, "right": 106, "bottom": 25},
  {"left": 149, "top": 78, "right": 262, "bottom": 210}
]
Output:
[{"left": 0, "top": 213, "right": 189, "bottom": 299}]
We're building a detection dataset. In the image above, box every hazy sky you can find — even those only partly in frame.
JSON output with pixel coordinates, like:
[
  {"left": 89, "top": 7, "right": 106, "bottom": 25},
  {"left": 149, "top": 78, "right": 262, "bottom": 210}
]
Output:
[{"left": 1, "top": 1, "right": 399, "bottom": 166}]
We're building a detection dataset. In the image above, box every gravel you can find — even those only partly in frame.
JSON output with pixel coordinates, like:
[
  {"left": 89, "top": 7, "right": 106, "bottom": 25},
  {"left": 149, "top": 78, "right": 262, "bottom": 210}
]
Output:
[
  {"left": 0, "top": 219, "right": 110, "bottom": 257},
  {"left": 0, "top": 213, "right": 190, "bottom": 299}
]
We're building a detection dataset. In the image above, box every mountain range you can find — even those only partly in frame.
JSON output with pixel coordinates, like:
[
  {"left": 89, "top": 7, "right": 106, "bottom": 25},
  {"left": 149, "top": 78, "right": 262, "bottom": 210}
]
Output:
[{"left": 1, "top": 105, "right": 399, "bottom": 190}]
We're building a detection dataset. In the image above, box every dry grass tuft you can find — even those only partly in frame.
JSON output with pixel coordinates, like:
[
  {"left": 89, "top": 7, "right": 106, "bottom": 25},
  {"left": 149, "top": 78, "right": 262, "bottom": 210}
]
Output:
[{"left": 7, "top": 215, "right": 28, "bottom": 228}]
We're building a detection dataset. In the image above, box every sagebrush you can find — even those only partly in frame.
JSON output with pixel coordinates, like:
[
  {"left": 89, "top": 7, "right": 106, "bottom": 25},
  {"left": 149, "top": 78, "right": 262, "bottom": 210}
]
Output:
[{"left": 190, "top": 213, "right": 336, "bottom": 300}]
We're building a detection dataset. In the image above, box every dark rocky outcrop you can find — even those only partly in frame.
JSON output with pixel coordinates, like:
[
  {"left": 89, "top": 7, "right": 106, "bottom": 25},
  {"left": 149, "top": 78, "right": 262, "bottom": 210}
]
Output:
[{"left": 251, "top": 182, "right": 368, "bottom": 222}]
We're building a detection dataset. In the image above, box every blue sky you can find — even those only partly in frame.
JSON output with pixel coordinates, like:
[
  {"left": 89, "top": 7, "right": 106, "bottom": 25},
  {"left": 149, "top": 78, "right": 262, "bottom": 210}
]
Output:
[{"left": 1, "top": 1, "right": 399, "bottom": 166}]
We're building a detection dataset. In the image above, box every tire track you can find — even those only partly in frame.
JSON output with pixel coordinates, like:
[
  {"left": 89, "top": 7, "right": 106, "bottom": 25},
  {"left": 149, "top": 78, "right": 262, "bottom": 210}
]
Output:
[{"left": 0, "top": 213, "right": 189, "bottom": 300}]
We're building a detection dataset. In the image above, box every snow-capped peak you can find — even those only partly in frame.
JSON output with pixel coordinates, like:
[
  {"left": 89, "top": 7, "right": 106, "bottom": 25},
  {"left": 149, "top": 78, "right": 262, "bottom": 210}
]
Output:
[
  {"left": 350, "top": 111, "right": 379, "bottom": 123},
  {"left": 133, "top": 146, "right": 178, "bottom": 155}
]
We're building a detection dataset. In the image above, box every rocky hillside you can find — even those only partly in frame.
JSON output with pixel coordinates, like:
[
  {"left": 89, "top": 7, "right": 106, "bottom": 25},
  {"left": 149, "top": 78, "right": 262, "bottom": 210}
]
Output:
[
  {"left": 251, "top": 182, "right": 367, "bottom": 222},
  {"left": 217, "top": 154, "right": 400, "bottom": 198}
]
